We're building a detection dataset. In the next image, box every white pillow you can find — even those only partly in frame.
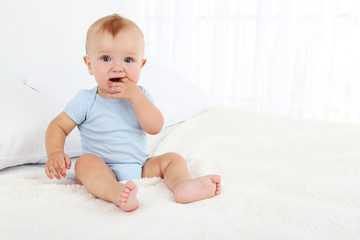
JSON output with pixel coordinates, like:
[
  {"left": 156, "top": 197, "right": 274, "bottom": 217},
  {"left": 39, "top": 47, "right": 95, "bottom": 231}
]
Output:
[
  {"left": 21, "top": 61, "right": 219, "bottom": 128},
  {"left": 141, "top": 60, "right": 219, "bottom": 127},
  {"left": 21, "top": 63, "right": 96, "bottom": 108},
  {"left": 0, "top": 79, "right": 81, "bottom": 170}
]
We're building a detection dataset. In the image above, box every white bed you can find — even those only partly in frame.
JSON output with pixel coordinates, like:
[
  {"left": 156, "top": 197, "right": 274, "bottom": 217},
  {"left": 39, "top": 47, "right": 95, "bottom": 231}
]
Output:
[{"left": 1, "top": 64, "right": 360, "bottom": 239}]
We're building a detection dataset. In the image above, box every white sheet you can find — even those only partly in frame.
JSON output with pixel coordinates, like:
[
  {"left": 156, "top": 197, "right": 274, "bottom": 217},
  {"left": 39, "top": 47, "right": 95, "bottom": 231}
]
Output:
[
  {"left": 0, "top": 163, "right": 45, "bottom": 176},
  {"left": 1, "top": 107, "right": 360, "bottom": 240}
]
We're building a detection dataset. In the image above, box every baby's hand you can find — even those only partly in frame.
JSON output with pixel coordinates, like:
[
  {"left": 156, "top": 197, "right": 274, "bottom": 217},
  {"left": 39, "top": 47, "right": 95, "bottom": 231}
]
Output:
[
  {"left": 108, "top": 78, "right": 145, "bottom": 103},
  {"left": 45, "top": 152, "right": 71, "bottom": 180}
]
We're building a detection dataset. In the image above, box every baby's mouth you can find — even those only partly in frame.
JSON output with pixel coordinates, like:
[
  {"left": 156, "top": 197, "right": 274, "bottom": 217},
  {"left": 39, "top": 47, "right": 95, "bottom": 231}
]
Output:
[{"left": 109, "top": 78, "right": 122, "bottom": 82}]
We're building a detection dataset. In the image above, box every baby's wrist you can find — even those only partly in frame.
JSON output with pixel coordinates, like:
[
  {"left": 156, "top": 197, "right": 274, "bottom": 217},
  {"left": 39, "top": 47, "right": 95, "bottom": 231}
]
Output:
[
  {"left": 47, "top": 150, "right": 64, "bottom": 159},
  {"left": 131, "top": 91, "right": 146, "bottom": 105}
]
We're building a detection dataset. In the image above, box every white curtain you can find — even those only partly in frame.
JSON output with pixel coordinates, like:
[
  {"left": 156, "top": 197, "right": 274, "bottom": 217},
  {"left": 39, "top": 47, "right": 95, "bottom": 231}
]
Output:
[
  {"left": 2, "top": 0, "right": 358, "bottom": 124},
  {"left": 125, "top": 0, "right": 360, "bottom": 124},
  {"left": 1, "top": 0, "right": 359, "bottom": 123}
]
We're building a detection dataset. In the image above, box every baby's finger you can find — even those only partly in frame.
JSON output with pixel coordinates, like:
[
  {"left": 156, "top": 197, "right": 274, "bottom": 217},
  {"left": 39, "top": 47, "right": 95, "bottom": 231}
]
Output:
[
  {"left": 45, "top": 166, "right": 54, "bottom": 179},
  {"left": 58, "top": 158, "right": 67, "bottom": 176},
  {"left": 53, "top": 161, "right": 63, "bottom": 175},
  {"left": 65, "top": 155, "right": 71, "bottom": 170},
  {"left": 108, "top": 84, "right": 122, "bottom": 92},
  {"left": 49, "top": 164, "right": 62, "bottom": 180},
  {"left": 121, "top": 78, "right": 130, "bottom": 83},
  {"left": 108, "top": 93, "right": 122, "bottom": 99}
]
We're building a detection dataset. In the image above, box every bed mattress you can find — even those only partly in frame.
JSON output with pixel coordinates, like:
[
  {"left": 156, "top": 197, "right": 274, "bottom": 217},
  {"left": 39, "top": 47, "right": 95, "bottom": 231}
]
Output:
[{"left": 1, "top": 107, "right": 360, "bottom": 240}]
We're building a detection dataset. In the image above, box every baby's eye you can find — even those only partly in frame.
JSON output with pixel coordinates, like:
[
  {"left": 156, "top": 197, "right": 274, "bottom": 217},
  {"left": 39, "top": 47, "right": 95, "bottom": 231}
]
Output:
[
  {"left": 124, "top": 58, "right": 133, "bottom": 63},
  {"left": 101, "top": 56, "right": 111, "bottom": 62}
]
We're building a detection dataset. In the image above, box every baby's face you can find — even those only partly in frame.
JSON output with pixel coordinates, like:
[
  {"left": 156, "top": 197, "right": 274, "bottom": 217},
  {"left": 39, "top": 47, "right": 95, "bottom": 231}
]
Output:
[{"left": 84, "top": 28, "right": 146, "bottom": 97}]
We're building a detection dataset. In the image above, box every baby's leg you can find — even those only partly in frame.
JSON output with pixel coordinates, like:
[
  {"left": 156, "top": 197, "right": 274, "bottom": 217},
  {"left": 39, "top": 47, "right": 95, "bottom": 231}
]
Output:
[
  {"left": 75, "top": 154, "right": 138, "bottom": 212},
  {"left": 142, "top": 153, "right": 221, "bottom": 204}
]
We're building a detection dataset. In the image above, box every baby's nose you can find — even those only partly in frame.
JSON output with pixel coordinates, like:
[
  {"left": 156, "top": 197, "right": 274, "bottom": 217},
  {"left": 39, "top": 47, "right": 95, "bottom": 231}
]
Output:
[{"left": 112, "top": 61, "right": 125, "bottom": 72}]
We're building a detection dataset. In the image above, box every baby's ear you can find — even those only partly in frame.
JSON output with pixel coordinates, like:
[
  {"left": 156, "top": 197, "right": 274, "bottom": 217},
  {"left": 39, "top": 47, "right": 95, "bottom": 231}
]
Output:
[
  {"left": 141, "top": 59, "right": 147, "bottom": 68},
  {"left": 83, "top": 56, "right": 94, "bottom": 75}
]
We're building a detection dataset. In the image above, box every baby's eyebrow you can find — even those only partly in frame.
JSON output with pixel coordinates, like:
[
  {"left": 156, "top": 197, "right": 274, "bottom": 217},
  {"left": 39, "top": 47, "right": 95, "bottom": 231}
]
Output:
[
  {"left": 96, "top": 50, "right": 139, "bottom": 57},
  {"left": 124, "top": 51, "right": 139, "bottom": 57},
  {"left": 97, "top": 50, "right": 111, "bottom": 55}
]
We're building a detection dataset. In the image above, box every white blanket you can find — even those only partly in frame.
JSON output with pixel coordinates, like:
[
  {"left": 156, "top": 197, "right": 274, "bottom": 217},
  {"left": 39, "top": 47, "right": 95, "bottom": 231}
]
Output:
[{"left": 1, "top": 107, "right": 360, "bottom": 239}]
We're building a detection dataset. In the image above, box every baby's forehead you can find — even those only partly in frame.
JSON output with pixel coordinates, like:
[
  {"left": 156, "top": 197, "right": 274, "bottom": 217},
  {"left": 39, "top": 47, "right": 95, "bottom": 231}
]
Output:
[
  {"left": 90, "top": 27, "right": 143, "bottom": 44},
  {"left": 86, "top": 23, "right": 144, "bottom": 54},
  {"left": 87, "top": 28, "right": 145, "bottom": 55}
]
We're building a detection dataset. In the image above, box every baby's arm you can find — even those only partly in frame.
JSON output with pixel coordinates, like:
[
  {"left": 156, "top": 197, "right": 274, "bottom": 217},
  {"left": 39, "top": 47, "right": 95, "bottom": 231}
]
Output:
[
  {"left": 132, "top": 92, "right": 164, "bottom": 135},
  {"left": 108, "top": 79, "right": 164, "bottom": 134},
  {"left": 45, "top": 111, "right": 77, "bottom": 179}
]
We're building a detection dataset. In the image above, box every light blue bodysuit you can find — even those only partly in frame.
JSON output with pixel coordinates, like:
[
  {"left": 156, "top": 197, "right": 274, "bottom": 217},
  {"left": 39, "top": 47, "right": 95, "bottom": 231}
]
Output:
[{"left": 64, "top": 86, "right": 153, "bottom": 181}]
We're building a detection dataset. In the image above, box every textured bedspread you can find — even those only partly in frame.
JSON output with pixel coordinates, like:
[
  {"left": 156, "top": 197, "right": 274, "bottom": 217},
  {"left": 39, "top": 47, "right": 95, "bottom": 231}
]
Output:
[{"left": 1, "top": 107, "right": 360, "bottom": 239}]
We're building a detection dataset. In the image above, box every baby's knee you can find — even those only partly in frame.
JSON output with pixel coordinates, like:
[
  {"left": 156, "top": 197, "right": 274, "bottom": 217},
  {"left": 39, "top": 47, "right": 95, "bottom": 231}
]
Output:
[
  {"left": 168, "top": 152, "right": 184, "bottom": 160},
  {"left": 74, "top": 153, "right": 100, "bottom": 171},
  {"left": 161, "top": 152, "right": 185, "bottom": 166}
]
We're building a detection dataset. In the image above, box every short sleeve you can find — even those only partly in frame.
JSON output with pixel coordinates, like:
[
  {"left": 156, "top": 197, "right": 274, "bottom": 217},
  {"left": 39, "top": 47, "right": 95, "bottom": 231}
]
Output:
[
  {"left": 64, "top": 88, "right": 96, "bottom": 125},
  {"left": 139, "top": 85, "right": 154, "bottom": 104}
]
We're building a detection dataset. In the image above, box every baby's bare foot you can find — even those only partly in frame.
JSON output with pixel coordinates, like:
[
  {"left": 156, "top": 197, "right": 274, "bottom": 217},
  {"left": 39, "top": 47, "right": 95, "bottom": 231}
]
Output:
[
  {"left": 174, "top": 175, "right": 221, "bottom": 204},
  {"left": 115, "top": 181, "right": 139, "bottom": 212}
]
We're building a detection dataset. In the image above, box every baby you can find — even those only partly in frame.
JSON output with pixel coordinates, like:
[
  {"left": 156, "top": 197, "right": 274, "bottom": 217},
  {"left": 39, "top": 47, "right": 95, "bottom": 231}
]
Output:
[{"left": 45, "top": 14, "right": 221, "bottom": 212}]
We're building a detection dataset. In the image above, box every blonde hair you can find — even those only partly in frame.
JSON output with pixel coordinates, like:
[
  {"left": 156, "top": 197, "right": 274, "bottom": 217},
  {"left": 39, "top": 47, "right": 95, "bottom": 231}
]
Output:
[{"left": 85, "top": 14, "right": 144, "bottom": 54}]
